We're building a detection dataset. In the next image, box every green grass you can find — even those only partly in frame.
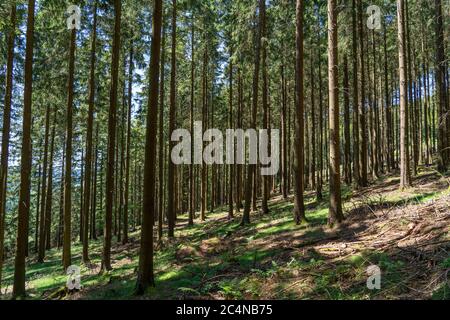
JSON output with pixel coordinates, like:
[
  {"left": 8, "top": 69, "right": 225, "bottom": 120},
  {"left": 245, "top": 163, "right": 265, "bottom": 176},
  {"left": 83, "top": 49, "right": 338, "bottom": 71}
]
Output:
[{"left": 1, "top": 170, "right": 449, "bottom": 300}]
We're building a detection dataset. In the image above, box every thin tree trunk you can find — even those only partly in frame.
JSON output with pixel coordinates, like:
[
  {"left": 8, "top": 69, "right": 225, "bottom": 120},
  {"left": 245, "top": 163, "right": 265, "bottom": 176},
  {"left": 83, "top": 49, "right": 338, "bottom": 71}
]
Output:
[
  {"left": 398, "top": 0, "right": 412, "bottom": 189},
  {"left": 62, "top": 27, "right": 77, "bottom": 271},
  {"left": 343, "top": 55, "right": 351, "bottom": 185},
  {"left": 34, "top": 160, "right": 42, "bottom": 254},
  {"left": 261, "top": 0, "right": 269, "bottom": 215},
  {"left": 189, "top": 17, "right": 195, "bottom": 226},
  {"left": 38, "top": 104, "right": 51, "bottom": 262},
  {"left": 102, "top": 0, "right": 121, "bottom": 271},
  {"left": 158, "top": 19, "right": 166, "bottom": 241},
  {"left": 91, "top": 126, "right": 99, "bottom": 241},
  {"left": 242, "top": 0, "right": 262, "bottom": 226},
  {"left": 82, "top": 2, "right": 98, "bottom": 262},
  {"left": 228, "top": 45, "right": 234, "bottom": 219},
  {"left": 123, "top": 41, "right": 134, "bottom": 245},
  {"left": 293, "top": 0, "right": 306, "bottom": 225},
  {"left": 44, "top": 108, "right": 57, "bottom": 251},
  {"left": 351, "top": 0, "right": 360, "bottom": 186},
  {"left": 167, "top": 0, "right": 177, "bottom": 236},
  {"left": 358, "top": 0, "right": 368, "bottom": 187}
]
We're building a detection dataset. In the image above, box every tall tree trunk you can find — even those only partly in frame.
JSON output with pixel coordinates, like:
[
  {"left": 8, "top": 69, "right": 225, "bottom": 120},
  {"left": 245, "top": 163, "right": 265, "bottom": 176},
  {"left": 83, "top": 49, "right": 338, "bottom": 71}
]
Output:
[
  {"left": 136, "top": 0, "right": 163, "bottom": 295},
  {"left": 384, "top": 20, "right": 393, "bottom": 171},
  {"left": 397, "top": 0, "right": 412, "bottom": 189},
  {"left": 405, "top": 0, "right": 417, "bottom": 176},
  {"left": 79, "top": 148, "right": 84, "bottom": 243},
  {"left": 309, "top": 52, "right": 317, "bottom": 190},
  {"left": 371, "top": 30, "right": 380, "bottom": 178},
  {"left": 102, "top": 0, "right": 121, "bottom": 271},
  {"left": 38, "top": 105, "right": 51, "bottom": 262},
  {"left": 13, "top": 0, "right": 36, "bottom": 298},
  {"left": 201, "top": 46, "right": 208, "bottom": 221},
  {"left": 351, "top": 0, "right": 360, "bottom": 186},
  {"left": 82, "top": 2, "right": 97, "bottom": 262},
  {"left": 158, "top": 20, "right": 166, "bottom": 241},
  {"left": 91, "top": 125, "right": 99, "bottom": 241},
  {"left": 0, "top": 3, "right": 16, "bottom": 290},
  {"left": 57, "top": 140, "right": 65, "bottom": 248},
  {"left": 34, "top": 160, "right": 42, "bottom": 254},
  {"left": 242, "top": 0, "right": 262, "bottom": 226},
  {"left": 167, "top": 0, "right": 177, "bottom": 236},
  {"left": 358, "top": 0, "right": 368, "bottom": 186},
  {"left": 63, "top": 27, "right": 77, "bottom": 271},
  {"left": 343, "top": 55, "right": 351, "bottom": 185},
  {"left": 293, "top": 0, "right": 306, "bottom": 225},
  {"left": 236, "top": 67, "right": 244, "bottom": 208},
  {"left": 435, "top": 0, "right": 448, "bottom": 172},
  {"left": 328, "top": 0, "right": 344, "bottom": 227},
  {"left": 261, "top": 0, "right": 269, "bottom": 215},
  {"left": 281, "top": 65, "right": 288, "bottom": 199},
  {"left": 189, "top": 17, "right": 195, "bottom": 226},
  {"left": 123, "top": 41, "right": 133, "bottom": 245},
  {"left": 317, "top": 45, "right": 324, "bottom": 200},
  {"left": 45, "top": 108, "right": 57, "bottom": 251},
  {"left": 228, "top": 45, "right": 234, "bottom": 219}
]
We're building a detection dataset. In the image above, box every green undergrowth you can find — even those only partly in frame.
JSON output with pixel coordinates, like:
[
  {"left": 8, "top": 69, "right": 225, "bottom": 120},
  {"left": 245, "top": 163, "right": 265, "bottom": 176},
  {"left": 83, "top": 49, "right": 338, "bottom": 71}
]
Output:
[{"left": 1, "top": 170, "right": 449, "bottom": 300}]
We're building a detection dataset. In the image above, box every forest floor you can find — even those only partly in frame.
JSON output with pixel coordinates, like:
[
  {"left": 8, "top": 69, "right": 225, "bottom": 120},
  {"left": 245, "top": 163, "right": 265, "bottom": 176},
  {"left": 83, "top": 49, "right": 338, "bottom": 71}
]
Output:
[{"left": 1, "top": 166, "right": 450, "bottom": 300}]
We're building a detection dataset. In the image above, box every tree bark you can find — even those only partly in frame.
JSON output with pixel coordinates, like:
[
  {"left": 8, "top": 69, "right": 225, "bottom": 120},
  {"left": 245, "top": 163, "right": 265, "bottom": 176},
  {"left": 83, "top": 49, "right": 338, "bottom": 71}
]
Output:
[
  {"left": 82, "top": 2, "right": 97, "bottom": 262},
  {"left": 0, "top": 3, "right": 16, "bottom": 290},
  {"left": 242, "top": 0, "right": 262, "bottom": 226},
  {"left": 62, "top": 27, "right": 77, "bottom": 271},
  {"left": 435, "top": 0, "right": 448, "bottom": 171},
  {"left": 327, "top": 0, "right": 344, "bottom": 227},
  {"left": 167, "top": 0, "right": 177, "bottom": 236},
  {"left": 102, "top": 0, "right": 121, "bottom": 271},
  {"left": 136, "top": 0, "right": 163, "bottom": 295},
  {"left": 123, "top": 41, "right": 134, "bottom": 245},
  {"left": 397, "top": 0, "right": 412, "bottom": 189},
  {"left": 158, "top": 19, "right": 166, "bottom": 241},
  {"left": 13, "top": 0, "right": 36, "bottom": 298},
  {"left": 343, "top": 55, "right": 351, "bottom": 185},
  {"left": 44, "top": 108, "right": 57, "bottom": 251},
  {"left": 293, "top": 0, "right": 306, "bottom": 225}
]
